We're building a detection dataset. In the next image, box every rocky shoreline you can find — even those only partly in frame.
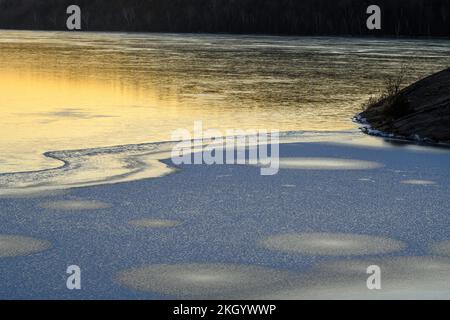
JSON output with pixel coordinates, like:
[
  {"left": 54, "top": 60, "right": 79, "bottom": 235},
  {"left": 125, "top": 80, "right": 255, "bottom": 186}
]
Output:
[{"left": 356, "top": 68, "right": 450, "bottom": 145}]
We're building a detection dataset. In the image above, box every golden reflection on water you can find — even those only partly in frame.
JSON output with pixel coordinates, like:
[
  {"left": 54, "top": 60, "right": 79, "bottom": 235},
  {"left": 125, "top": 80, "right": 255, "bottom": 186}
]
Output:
[{"left": 1, "top": 31, "right": 449, "bottom": 173}]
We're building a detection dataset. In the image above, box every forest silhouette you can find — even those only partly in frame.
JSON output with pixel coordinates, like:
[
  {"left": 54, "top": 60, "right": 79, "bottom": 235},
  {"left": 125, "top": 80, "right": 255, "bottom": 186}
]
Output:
[{"left": 0, "top": 0, "right": 448, "bottom": 36}]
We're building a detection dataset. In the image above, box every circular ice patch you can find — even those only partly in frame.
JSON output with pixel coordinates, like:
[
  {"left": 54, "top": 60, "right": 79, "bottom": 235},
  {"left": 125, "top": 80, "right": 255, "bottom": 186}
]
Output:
[
  {"left": 40, "top": 200, "right": 110, "bottom": 211},
  {"left": 319, "top": 256, "right": 450, "bottom": 275},
  {"left": 401, "top": 180, "right": 437, "bottom": 186},
  {"left": 251, "top": 257, "right": 450, "bottom": 300},
  {"left": 0, "top": 190, "right": 67, "bottom": 199},
  {"left": 116, "top": 263, "right": 298, "bottom": 298},
  {"left": 430, "top": 240, "right": 450, "bottom": 257},
  {"left": 0, "top": 235, "right": 51, "bottom": 257},
  {"left": 277, "top": 158, "right": 383, "bottom": 170},
  {"left": 128, "top": 219, "right": 182, "bottom": 228},
  {"left": 261, "top": 233, "right": 405, "bottom": 256}
]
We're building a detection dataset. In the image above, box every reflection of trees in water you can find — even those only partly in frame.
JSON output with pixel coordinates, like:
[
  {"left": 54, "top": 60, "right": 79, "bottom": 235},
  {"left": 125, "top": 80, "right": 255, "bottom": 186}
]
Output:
[{"left": 0, "top": 0, "right": 448, "bottom": 36}]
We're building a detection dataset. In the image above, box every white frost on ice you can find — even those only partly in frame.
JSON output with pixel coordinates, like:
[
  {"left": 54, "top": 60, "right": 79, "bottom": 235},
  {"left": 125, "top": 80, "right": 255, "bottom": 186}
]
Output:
[
  {"left": 430, "top": 240, "right": 450, "bottom": 257},
  {"left": 128, "top": 219, "right": 182, "bottom": 228},
  {"left": 401, "top": 179, "right": 437, "bottom": 186},
  {"left": 261, "top": 233, "right": 405, "bottom": 256},
  {"left": 251, "top": 257, "right": 450, "bottom": 300},
  {"left": 277, "top": 158, "right": 383, "bottom": 170},
  {"left": 0, "top": 235, "right": 51, "bottom": 257},
  {"left": 40, "top": 200, "right": 110, "bottom": 211},
  {"left": 116, "top": 263, "right": 300, "bottom": 299}
]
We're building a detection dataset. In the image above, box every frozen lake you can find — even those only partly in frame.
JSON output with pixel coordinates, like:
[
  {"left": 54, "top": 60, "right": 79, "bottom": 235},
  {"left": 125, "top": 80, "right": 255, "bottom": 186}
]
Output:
[{"left": 1, "top": 31, "right": 450, "bottom": 299}]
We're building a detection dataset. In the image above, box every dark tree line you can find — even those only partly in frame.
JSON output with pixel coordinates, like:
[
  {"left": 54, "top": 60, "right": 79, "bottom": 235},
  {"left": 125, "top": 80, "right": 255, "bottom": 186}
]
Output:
[{"left": 0, "top": 0, "right": 448, "bottom": 36}]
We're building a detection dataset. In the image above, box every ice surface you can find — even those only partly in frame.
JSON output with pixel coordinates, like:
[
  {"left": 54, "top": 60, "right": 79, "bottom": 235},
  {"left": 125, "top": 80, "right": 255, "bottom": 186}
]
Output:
[{"left": 0, "top": 132, "right": 449, "bottom": 299}]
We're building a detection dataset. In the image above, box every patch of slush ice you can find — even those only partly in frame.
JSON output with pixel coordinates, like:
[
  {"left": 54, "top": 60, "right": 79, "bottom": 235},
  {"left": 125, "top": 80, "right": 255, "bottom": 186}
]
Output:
[
  {"left": 116, "top": 263, "right": 299, "bottom": 299},
  {"left": 40, "top": 200, "right": 110, "bottom": 211},
  {"left": 0, "top": 235, "right": 51, "bottom": 257},
  {"left": 401, "top": 179, "right": 437, "bottom": 185},
  {"left": 0, "top": 141, "right": 178, "bottom": 197},
  {"left": 249, "top": 257, "right": 450, "bottom": 300},
  {"left": 430, "top": 240, "right": 450, "bottom": 257},
  {"left": 0, "top": 131, "right": 380, "bottom": 197},
  {"left": 358, "top": 178, "right": 375, "bottom": 182},
  {"left": 277, "top": 158, "right": 383, "bottom": 170},
  {"left": 128, "top": 219, "right": 182, "bottom": 228},
  {"left": 261, "top": 233, "right": 405, "bottom": 256},
  {"left": 0, "top": 189, "right": 67, "bottom": 199}
]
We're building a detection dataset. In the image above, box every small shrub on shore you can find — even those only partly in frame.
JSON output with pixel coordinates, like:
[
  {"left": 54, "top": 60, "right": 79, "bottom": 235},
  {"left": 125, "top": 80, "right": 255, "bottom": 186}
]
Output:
[{"left": 362, "top": 66, "right": 412, "bottom": 119}]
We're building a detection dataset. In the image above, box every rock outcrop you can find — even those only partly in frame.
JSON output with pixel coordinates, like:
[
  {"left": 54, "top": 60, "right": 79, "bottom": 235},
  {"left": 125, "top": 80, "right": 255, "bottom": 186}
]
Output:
[{"left": 357, "top": 68, "right": 450, "bottom": 144}]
